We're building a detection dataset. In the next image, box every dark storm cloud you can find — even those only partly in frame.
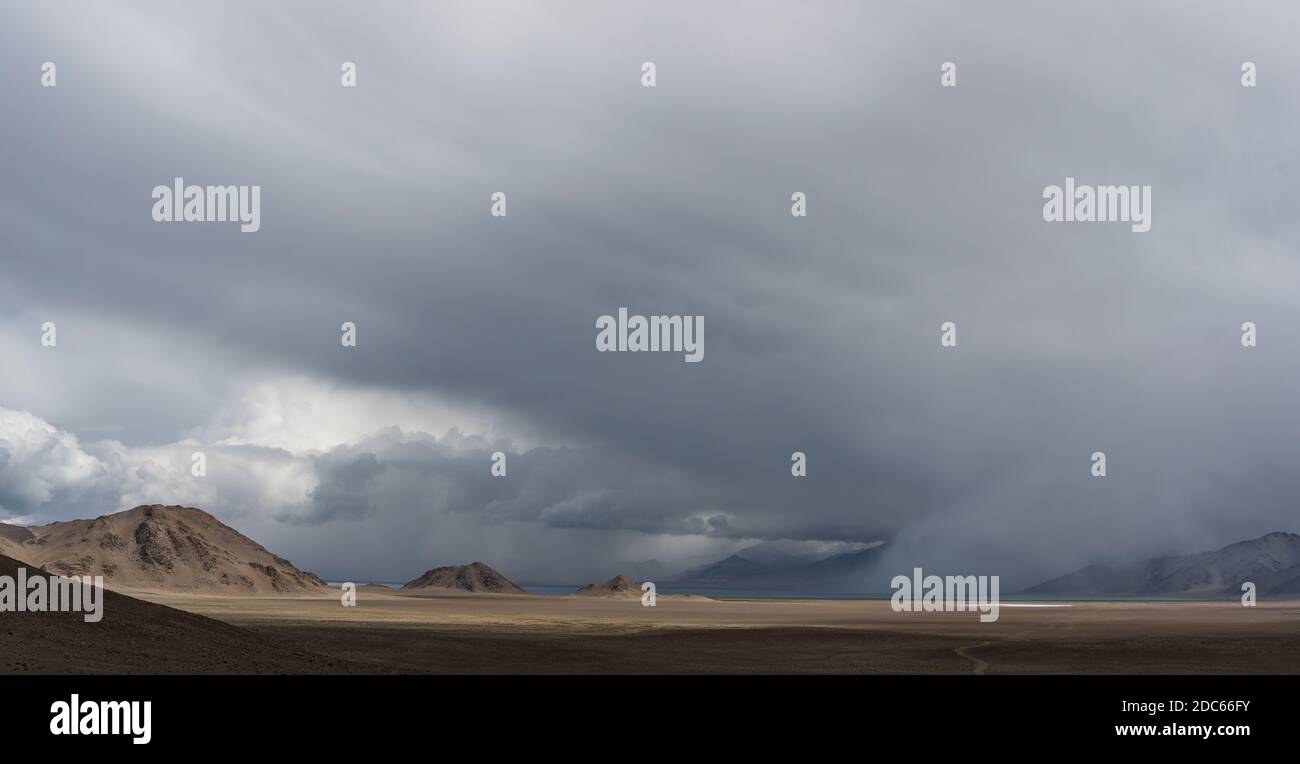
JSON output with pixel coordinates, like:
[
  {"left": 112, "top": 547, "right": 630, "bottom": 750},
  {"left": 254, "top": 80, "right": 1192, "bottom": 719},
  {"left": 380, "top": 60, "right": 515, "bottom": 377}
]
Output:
[
  {"left": 2, "top": 1, "right": 1300, "bottom": 585},
  {"left": 305, "top": 450, "right": 385, "bottom": 523},
  {"left": 294, "top": 428, "right": 894, "bottom": 543}
]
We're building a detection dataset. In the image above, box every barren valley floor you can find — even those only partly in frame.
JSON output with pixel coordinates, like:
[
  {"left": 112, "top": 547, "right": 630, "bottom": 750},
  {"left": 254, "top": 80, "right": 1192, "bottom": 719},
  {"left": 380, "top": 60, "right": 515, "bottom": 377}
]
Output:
[{"left": 111, "top": 590, "right": 1300, "bottom": 675}]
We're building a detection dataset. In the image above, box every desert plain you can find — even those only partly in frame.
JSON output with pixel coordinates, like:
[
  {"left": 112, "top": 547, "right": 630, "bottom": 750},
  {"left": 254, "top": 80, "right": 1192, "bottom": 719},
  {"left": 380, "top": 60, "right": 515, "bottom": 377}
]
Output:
[{"left": 95, "top": 587, "right": 1300, "bottom": 675}]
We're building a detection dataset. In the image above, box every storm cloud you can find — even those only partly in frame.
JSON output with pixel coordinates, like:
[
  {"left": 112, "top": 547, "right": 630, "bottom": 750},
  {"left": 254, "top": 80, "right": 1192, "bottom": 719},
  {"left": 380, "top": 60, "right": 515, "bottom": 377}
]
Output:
[{"left": 2, "top": 1, "right": 1298, "bottom": 586}]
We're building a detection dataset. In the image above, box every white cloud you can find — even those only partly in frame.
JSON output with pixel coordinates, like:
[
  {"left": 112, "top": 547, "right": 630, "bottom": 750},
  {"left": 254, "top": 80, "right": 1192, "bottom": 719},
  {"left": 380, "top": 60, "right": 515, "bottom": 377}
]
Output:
[
  {"left": 0, "top": 404, "right": 316, "bottom": 524},
  {"left": 195, "top": 375, "right": 521, "bottom": 454},
  {"left": 0, "top": 408, "right": 106, "bottom": 512}
]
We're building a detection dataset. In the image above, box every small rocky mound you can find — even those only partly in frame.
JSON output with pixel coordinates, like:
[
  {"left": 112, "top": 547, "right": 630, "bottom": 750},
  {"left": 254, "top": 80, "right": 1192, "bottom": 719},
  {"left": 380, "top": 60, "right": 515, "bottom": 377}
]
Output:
[
  {"left": 401, "top": 562, "right": 526, "bottom": 594},
  {"left": 575, "top": 574, "right": 643, "bottom": 598}
]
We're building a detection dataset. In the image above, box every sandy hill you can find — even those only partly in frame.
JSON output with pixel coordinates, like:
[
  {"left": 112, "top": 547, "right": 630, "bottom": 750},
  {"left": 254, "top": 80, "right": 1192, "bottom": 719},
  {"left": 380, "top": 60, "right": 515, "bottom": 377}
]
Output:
[
  {"left": 401, "top": 562, "right": 526, "bottom": 594},
  {"left": 0, "top": 523, "right": 34, "bottom": 560},
  {"left": 0, "top": 504, "right": 326, "bottom": 595},
  {"left": 0, "top": 522, "right": 34, "bottom": 544},
  {"left": 575, "top": 574, "right": 643, "bottom": 598},
  {"left": 1026, "top": 531, "right": 1300, "bottom": 596},
  {"left": 0, "top": 553, "right": 363, "bottom": 674}
]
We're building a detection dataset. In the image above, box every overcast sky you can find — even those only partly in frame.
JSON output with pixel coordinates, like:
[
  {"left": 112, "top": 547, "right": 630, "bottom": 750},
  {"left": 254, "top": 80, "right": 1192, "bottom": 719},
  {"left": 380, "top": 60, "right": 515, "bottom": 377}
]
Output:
[{"left": 1, "top": 1, "right": 1298, "bottom": 587}]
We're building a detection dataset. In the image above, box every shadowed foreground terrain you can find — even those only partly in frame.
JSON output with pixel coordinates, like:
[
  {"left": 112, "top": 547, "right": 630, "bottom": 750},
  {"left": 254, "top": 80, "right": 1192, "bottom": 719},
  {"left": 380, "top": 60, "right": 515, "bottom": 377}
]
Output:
[{"left": 0, "top": 554, "right": 366, "bottom": 674}]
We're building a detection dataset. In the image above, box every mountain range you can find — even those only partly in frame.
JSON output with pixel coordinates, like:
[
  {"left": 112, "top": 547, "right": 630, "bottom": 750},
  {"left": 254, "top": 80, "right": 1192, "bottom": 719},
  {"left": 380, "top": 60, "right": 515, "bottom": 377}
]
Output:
[
  {"left": 1024, "top": 532, "right": 1300, "bottom": 596},
  {"left": 668, "top": 542, "right": 885, "bottom": 591},
  {"left": 5, "top": 504, "right": 1297, "bottom": 599}
]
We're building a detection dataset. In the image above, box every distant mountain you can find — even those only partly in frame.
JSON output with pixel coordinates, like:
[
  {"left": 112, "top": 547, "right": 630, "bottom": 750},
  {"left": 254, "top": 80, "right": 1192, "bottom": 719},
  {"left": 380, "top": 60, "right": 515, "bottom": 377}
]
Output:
[
  {"left": 0, "top": 505, "right": 326, "bottom": 594},
  {"left": 1025, "top": 532, "right": 1300, "bottom": 596},
  {"left": 575, "top": 574, "right": 642, "bottom": 598},
  {"left": 675, "top": 553, "right": 767, "bottom": 587},
  {"left": 401, "top": 562, "right": 527, "bottom": 594},
  {"left": 670, "top": 543, "right": 885, "bottom": 591}
]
